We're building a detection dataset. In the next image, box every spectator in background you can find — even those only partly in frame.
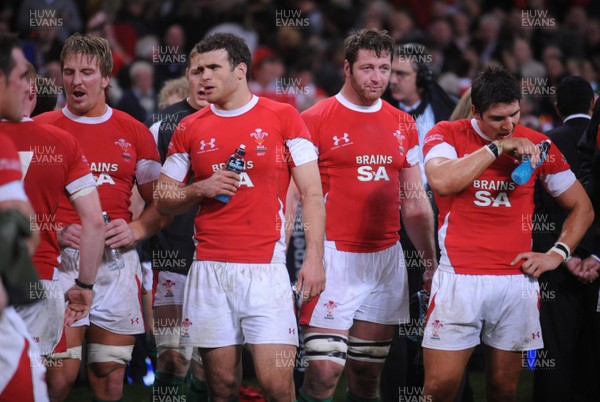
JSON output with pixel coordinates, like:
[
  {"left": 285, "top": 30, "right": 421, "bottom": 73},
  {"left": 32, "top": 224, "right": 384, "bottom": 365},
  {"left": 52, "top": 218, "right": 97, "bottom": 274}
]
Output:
[
  {"left": 42, "top": 60, "right": 65, "bottom": 108},
  {"left": 17, "top": 0, "right": 82, "bottom": 43},
  {"left": 387, "top": 7, "right": 426, "bottom": 43},
  {"left": 86, "top": 11, "right": 131, "bottom": 77},
  {"left": 157, "top": 76, "right": 189, "bottom": 110},
  {"left": 514, "top": 36, "right": 546, "bottom": 79},
  {"left": 117, "top": 60, "right": 157, "bottom": 122},
  {"left": 153, "top": 24, "right": 187, "bottom": 90},
  {"left": 384, "top": 43, "right": 456, "bottom": 186},
  {"left": 32, "top": 75, "right": 59, "bottom": 115},
  {"left": 21, "top": 20, "right": 62, "bottom": 74},
  {"left": 248, "top": 46, "right": 295, "bottom": 105},
  {"left": 471, "top": 13, "right": 502, "bottom": 66}
]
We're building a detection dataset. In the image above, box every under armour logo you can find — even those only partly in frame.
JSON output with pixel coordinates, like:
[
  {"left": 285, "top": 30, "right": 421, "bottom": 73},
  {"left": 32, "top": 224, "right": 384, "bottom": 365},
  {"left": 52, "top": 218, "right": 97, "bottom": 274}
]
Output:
[
  {"left": 333, "top": 133, "right": 349, "bottom": 146},
  {"left": 131, "top": 318, "right": 140, "bottom": 325},
  {"left": 200, "top": 138, "right": 216, "bottom": 151},
  {"left": 532, "top": 331, "right": 540, "bottom": 339},
  {"left": 289, "top": 328, "right": 296, "bottom": 334}
]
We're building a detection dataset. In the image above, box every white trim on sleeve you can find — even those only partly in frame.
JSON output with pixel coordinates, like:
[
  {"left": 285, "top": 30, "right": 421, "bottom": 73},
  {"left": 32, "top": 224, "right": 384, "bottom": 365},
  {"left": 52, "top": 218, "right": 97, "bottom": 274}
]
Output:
[
  {"left": 0, "top": 181, "right": 28, "bottom": 202},
  {"left": 540, "top": 169, "right": 576, "bottom": 197},
  {"left": 406, "top": 145, "right": 420, "bottom": 166},
  {"left": 423, "top": 143, "right": 458, "bottom": 165},
  {"left": 65, "top": 173, "right": 96, "bottom": 195},
  {"left": 286, "top": 137, "right": 318, "bottom": 167},
  {"left": 136, "top": 159, "right": 162, "bottom": 185},
  {"left": 161, "top": 153, "right": 191, "bottom": 182}
]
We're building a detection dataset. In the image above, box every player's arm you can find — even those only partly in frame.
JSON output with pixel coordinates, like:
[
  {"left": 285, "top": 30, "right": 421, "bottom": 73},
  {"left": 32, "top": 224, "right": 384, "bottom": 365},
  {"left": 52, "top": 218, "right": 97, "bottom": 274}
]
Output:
[
  {"left": 285, "top": 179, "right": 301, "bottom": 248},
  {"left": 426, "top": 137, "right": 541, "bottom": 196},
  {"left": 399, "top": 165, "right": 437, "bottom": 290},
  {"left": 155, "top": 162, "right": 240, "bottom": 215},
  {"left": 106, "top": 180, "right": 172, "bottom": 248},
  {"left": 291, "top": 160, "right": 325, "bottom": 302},
  {"left": 513, "top": 180, "right": 594, "bottom": 278},
  {"left": 70, "top": 188, "right": 104, "bottom": 284},
  {"left": 64, "top": 187, "right": 104, "bottom": 325}
]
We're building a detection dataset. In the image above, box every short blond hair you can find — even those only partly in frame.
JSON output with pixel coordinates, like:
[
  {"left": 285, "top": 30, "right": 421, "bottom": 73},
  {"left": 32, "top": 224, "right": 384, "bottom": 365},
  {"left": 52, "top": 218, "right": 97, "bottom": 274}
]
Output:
[
  {"left": 158, "top": 77, "right": 189, "bottom": 110},
  {"left": 61, "top": 33, "right": 113, "bottom": 77}
]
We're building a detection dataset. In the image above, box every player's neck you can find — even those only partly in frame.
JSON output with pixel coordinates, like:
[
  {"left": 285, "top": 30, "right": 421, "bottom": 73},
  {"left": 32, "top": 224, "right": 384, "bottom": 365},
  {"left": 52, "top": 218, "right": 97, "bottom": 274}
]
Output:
[
  {"left": 339, "top": 84, "right": 378, "bottom": 107},
  {"left": 67, "top": 102, "right": 108, "bottom": 118},
  {"left": 212, "top": 87, "right": 253, "bottom": 111}
]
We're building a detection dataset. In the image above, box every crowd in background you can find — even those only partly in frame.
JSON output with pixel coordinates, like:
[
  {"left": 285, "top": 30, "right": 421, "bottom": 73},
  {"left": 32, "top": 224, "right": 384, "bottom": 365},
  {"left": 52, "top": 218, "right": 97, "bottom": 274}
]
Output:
[{"left": 2, "top": 0, "right": 600, "bottom": 129}]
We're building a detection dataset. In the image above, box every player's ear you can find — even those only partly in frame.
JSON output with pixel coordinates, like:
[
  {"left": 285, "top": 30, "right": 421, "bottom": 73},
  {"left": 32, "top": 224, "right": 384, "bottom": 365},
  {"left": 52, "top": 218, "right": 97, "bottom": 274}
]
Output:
[
  {"left": 101, "top": 74, "right": 110, "bottom": 89},
  {"left": 236, "top": 62, "right": 247, "bottom": 81}
]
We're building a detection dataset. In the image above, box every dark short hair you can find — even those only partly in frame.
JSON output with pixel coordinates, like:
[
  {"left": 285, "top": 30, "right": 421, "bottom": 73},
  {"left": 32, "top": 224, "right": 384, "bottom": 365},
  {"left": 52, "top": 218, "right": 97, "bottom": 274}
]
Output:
[
  {"left": 0, "top": 33, "right": 20, "bottom": 80},
  {"left": 344, "top": 28, "right": 394, "bottom": 69},
  {"left": 195, "top": 33, "right": 251, "bottom": 81},
  {"left": 556, "top": 76, "right": 593, "bottom": 117},
  {"left": 471, "top": 67, "right": 521, "bottom": 115}
]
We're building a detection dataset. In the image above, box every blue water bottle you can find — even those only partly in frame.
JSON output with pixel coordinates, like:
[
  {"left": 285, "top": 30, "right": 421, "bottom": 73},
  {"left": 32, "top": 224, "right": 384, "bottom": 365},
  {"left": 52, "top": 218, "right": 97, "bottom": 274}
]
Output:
[
  {"left": 511, "top": 140, "right": 551, "bottom": 185},
  {"left": 215, "top": 144, "right": 246, "bottom": 203}
]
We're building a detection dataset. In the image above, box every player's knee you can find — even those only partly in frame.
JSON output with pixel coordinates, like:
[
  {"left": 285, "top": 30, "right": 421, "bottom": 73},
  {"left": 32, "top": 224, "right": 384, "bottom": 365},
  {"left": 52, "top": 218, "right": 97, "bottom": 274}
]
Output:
[
  {"left": 487, "top": 379, "right": 517, "bottom": 402},
  {"left": 261, "top": 381, "right": 293, "bottom": 402},
  {"left": 209, "top": 375, "right": 239, "bottom": 400},
  {"left": 157, "top": 347, "right": 191, "bottom": 376},
  {"left": 423, "top": 377, "right": 461, "bottom": 401},
  {"left": 303, "top": 333, "right": 348, "bottom": 392},
  {"left": 87, "top": 343, "right": 133, "bottom": 377}
]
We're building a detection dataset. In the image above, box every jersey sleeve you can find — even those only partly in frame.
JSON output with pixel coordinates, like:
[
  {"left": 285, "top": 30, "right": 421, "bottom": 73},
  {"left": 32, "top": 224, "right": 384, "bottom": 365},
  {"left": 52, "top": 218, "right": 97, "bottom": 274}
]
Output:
[
  {"left": 399, "top": 110, "right": 420, "bottom": 168},
  {"left": 0, "top": 135, "right": 23, "bottom": 185},
  {"left": 423, "top": 121, "right": 458, "bottom": 164},
  {"left": 539, "top": 140, "right": 576, "bottom": 197},
  {"left": 135, "top": 125, "right": 162, "bottom": 185},
  {"left": 42, "top": 125, "right": 96, "bottom": 195},
  {"left": 282, "top": 106, "right": 316, "bottom": 167},
  {"left": 162, "top": 122, "right": 192, "bottom": 183}
]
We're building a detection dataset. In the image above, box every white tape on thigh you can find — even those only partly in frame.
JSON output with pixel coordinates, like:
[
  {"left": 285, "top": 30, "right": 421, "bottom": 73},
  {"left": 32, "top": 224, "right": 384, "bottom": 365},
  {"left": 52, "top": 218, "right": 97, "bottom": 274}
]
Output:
[
  {"left": 303, "top": 333, "right": 348, "bottom": 366},
  {"left": 191, "top": 348, "right": 203, "bottom": 365},
  {"left": 87, "top": 343, "right": 134, "bottom": 365},
  {"left": 47, "top": 346, "right": 82, "bottom": 360},
  {"left": 347, "top": 336, "right": 392, "bottom": 363}
]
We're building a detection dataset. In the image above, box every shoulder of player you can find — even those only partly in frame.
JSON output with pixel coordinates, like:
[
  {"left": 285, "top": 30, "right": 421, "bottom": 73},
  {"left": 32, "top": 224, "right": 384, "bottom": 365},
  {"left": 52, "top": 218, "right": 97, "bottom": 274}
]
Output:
[
  {"left": 300, "top": 96, "right": 337, "bottom": 119},
  {"left": 254, "top": 96, "right": 304, "bottom": 120},
  {"left": 111, "top": 108, "right": 158, "bottom": 136},
  {"left": 32, "top": 109, "right": 63, "bottom": 125}
]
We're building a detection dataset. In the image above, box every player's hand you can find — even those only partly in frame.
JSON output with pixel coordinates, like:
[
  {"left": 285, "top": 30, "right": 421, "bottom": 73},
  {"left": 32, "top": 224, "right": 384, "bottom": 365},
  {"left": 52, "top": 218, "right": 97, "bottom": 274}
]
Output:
[
  {"left": 58, "top": 224, "right": 82, "bottom": 249},
  {"left": 568, "top": 256, "right": 600, "bottom": 284},
  {"left": 296, "top": 256, "right": 326, "bottom": 304},
  {"left": 196, "top": 170, "right": 240, "bottom": 199},
  {"left": 512, "top": 251, "right": 563, "bottom": 278},
  {"left": 422, "top": 268, "right": 435, "bottom": 292},
  {"left": 64, "top": 285, "right": 93, "bottom": 325},
  {"left": 105, "top": 218, "right": 135, "bottom": 248},
  {"left": 497, "top": 137, "right": 541, "bottom": 166}
]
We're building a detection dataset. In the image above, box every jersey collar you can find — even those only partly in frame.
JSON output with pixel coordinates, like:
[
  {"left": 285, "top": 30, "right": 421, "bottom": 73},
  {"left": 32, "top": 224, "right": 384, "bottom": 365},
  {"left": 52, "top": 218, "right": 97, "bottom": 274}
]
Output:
[
  {"left": 470, "top": 118, "right": 493, "bottom": 142},
  {"left": 335, "top": 93, "right": 382, "bottom": 113},
  {"left": 62, "top": 105, "right": 113, "bottom": 124},
  {"left": 210, "top": 95, "right": 259, "bottom": 117}
]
